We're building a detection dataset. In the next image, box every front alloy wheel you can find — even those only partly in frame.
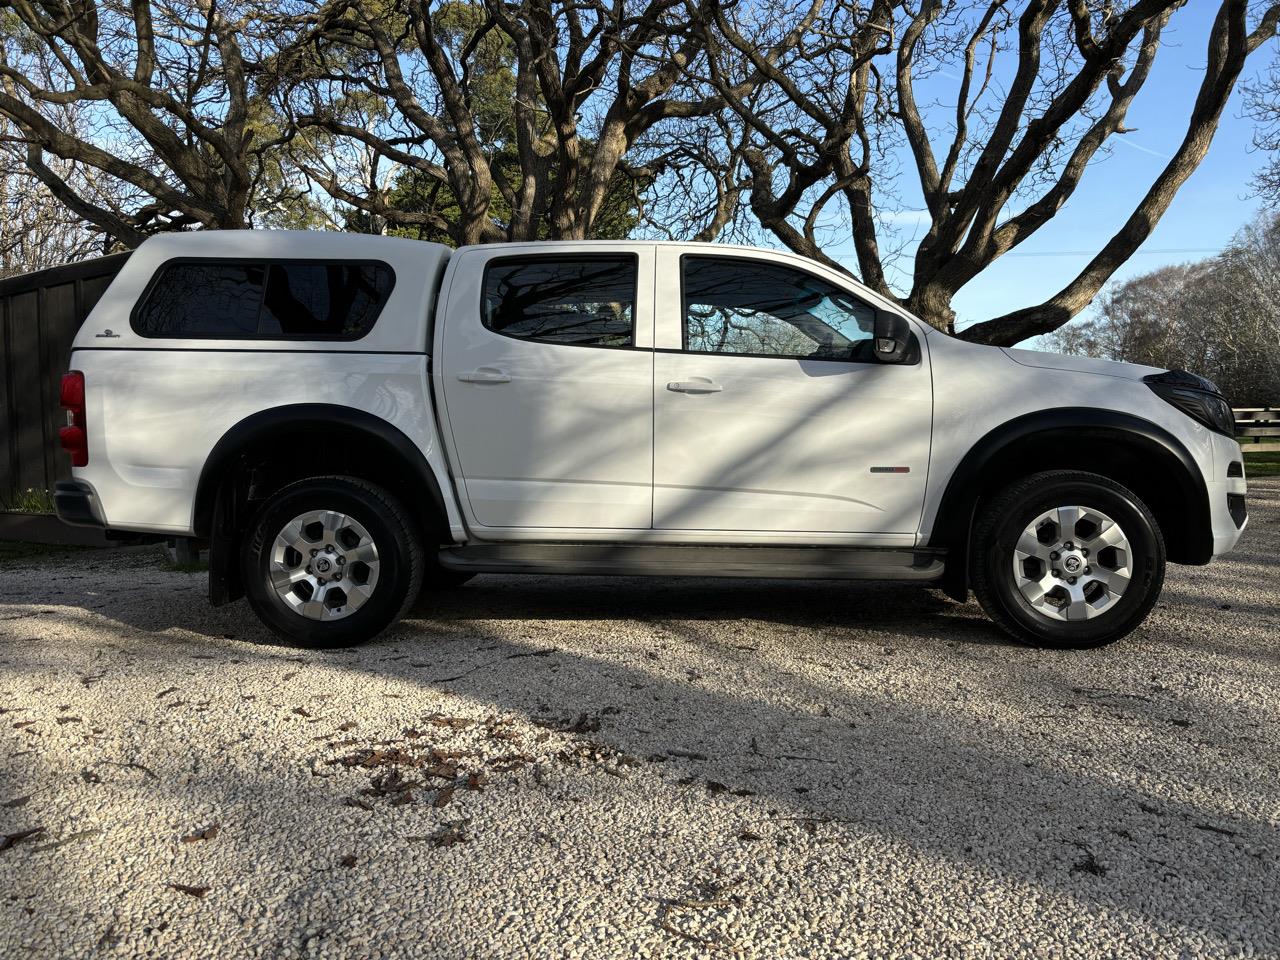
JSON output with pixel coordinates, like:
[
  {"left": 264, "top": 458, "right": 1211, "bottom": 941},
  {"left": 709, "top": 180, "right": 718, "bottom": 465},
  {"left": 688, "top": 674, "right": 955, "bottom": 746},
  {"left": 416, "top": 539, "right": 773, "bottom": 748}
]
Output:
[
  {"left": 972, "top": 471, "right": 1165, "bottom": 649},
  {"left": 1012, "top": 505, "right": 1132, "bottom": 622}
]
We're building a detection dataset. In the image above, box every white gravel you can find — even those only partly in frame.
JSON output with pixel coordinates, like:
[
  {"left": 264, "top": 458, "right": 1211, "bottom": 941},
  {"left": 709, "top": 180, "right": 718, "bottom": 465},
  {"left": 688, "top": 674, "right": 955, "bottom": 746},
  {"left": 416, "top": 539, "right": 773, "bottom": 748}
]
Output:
[{"left": 1, "top": 479, "right": 1278, "bottom": 959}]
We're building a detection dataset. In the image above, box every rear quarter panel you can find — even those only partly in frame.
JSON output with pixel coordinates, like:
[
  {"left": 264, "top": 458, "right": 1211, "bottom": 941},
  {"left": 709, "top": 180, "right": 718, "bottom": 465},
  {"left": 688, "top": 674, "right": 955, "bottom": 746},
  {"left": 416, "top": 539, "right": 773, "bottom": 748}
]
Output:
[{"left": 68, "top": 232, "right": 460, "bottom": 535}]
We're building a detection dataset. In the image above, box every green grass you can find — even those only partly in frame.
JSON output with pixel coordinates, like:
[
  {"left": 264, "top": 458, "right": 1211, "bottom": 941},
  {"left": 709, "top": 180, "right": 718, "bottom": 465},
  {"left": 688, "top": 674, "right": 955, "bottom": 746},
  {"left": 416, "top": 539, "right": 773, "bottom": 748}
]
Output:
[
  {"left": 1244, "top": 451, "right": 1280, "bottom": 477},
  {"left": 0, "top": 487, "right": 55, "bottom": 513}
]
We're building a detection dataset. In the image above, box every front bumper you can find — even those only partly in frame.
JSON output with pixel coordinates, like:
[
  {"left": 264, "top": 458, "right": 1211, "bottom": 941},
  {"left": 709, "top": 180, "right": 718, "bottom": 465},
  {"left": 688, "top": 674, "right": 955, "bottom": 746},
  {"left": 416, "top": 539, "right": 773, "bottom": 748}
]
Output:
[
  {"left": 1208, "top": 435, "right": 1247, "bottom": 556},
  {"left": 54, "top": 480, "right": 105, "bottom": 528}
]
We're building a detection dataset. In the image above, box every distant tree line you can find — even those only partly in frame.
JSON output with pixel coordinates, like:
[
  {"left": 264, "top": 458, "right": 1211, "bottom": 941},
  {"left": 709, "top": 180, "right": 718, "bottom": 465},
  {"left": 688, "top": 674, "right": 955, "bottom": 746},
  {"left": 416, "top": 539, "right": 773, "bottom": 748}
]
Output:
[
  {"left": 2, "top": 0, "right": 1280, "bottom": 346},
  {"left": 1046, "top": 209, "right": 1280, "bottom": 406}
]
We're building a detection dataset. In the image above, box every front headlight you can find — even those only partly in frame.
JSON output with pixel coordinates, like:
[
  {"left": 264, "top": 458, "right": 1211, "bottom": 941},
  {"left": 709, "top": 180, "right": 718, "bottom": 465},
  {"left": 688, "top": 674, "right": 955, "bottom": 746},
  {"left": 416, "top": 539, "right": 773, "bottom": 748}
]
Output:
[{"left": 1143, "top": 370, "right": 1235, "bottom": 437}]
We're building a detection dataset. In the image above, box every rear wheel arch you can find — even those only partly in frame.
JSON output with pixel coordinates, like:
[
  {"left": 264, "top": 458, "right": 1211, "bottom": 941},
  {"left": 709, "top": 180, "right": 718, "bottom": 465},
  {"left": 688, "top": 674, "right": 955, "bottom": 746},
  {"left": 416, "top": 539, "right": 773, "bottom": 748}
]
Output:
[
  {"left": 195, "top": 405, "right": 452, "bottom": 605},
  {"left": 929, "top": 408, "right": 1211, "bottom": 597}
]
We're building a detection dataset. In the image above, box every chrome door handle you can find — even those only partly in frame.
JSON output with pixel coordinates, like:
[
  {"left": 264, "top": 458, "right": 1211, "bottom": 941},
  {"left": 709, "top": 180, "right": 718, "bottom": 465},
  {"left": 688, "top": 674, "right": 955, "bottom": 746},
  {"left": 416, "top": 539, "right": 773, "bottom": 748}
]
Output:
[
  {"left": 457, "top": 368, "right": 511, "bottom": 384},
  {"left": 667, "top": 379, "right": 723, "bottom": 394}
]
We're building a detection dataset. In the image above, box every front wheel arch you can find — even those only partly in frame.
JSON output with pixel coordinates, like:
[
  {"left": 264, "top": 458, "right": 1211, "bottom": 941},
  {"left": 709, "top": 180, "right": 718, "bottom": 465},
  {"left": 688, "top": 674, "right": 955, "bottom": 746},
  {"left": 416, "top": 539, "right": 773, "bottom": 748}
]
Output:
[{"left": 928, "top": 409, "right": 1210, "bottom": 599}]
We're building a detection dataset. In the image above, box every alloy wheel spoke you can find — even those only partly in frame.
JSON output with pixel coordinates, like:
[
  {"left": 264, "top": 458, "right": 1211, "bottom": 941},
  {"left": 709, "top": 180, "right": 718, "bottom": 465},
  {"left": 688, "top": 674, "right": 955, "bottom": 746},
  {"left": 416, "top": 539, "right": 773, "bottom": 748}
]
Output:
[
  {"left": 1086, "top": 521, "right": 1128, "bottom": 551},
  {"left": 1015, "top": 530, "right": 1050, "bottom": 562},
  {"left": 1054, "top": 505, "right": 1082, "bottom": 541}
]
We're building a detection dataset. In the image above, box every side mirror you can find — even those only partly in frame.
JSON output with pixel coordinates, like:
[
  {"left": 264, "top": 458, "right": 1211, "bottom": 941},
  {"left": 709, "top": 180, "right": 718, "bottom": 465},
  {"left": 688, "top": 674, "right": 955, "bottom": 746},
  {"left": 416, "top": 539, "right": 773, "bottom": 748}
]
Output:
[{"left": 874, "top": 312, "right": 917, "bottom": 364}]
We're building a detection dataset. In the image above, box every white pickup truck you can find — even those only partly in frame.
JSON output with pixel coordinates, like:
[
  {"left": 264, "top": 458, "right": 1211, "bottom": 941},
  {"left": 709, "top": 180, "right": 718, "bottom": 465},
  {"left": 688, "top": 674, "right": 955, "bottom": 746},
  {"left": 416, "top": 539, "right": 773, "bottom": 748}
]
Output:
[{"left": 53, "top": 231, "right": 1247, "bottom": 649}]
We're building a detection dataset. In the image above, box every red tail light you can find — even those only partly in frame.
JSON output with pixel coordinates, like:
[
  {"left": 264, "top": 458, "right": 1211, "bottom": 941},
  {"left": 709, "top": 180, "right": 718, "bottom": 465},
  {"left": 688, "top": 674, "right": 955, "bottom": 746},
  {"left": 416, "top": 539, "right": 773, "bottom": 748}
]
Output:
[{"left": 59, "top": 371, "right": 88, "bottom": 467}]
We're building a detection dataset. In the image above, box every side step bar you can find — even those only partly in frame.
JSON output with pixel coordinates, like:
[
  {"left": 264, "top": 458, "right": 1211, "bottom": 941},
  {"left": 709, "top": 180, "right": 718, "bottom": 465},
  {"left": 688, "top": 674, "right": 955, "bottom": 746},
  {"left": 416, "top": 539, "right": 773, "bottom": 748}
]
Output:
[{"left": 437, "top": 543, "right": 945, "bottom": 581}]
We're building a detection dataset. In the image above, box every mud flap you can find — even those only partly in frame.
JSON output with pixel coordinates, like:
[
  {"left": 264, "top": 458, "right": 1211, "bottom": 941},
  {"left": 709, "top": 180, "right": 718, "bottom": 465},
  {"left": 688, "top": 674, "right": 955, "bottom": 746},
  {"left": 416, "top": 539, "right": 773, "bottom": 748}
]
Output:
[{"left": 208, "top": 476, "right": 244, "bottom": 606}]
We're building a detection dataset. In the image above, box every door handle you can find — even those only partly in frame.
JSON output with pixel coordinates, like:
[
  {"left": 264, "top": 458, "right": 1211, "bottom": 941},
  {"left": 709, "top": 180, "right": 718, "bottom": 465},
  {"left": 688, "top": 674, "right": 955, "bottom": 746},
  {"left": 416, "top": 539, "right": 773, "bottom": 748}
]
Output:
[
  {"left": 457, "top": 367, "right": 511, "bottom": 384},
  {"left": 667, "top": 378, "right": 723, "bottom": 394}
]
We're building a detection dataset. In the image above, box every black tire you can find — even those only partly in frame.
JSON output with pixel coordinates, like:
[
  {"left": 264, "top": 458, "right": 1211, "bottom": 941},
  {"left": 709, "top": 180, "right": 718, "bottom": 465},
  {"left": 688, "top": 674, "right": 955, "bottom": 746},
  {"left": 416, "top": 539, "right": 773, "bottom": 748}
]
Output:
[
  {"left": 242, "top": 476, "right": 423, "bottom": 648},
  {"left": 971, "top": 470, "right": 1165, "bottom": 649}
]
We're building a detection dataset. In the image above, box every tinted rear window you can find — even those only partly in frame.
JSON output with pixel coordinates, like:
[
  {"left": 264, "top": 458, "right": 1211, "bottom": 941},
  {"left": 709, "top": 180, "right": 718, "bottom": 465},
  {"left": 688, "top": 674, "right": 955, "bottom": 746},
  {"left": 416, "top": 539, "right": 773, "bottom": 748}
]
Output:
[
  {"left": 133, "top": 263, "right": 266, "bottom": 337},
  {"left": 482, "top": 256, "right": 635, "bottom": 348},
  {"left": 133, "top": 259, "right": 394, "bottom": 339}
]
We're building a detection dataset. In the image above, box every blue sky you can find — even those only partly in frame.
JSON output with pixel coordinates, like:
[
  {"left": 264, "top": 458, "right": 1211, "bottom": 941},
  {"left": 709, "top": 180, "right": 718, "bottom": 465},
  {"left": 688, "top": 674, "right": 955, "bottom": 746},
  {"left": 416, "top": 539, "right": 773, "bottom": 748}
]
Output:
[{"left": 822, "top": 4, "right": 1270, "bottom": 336}]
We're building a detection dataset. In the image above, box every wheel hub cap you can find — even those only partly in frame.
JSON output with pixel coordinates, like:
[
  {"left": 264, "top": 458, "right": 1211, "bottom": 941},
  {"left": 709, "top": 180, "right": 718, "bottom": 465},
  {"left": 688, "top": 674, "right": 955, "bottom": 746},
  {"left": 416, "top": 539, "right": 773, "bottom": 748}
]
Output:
[
  {"left": 1012, "top": 505, "right": 1132, "bottom": 622},
  {"left": 269, "top": 510, "right": 380, "bottom": 621}
]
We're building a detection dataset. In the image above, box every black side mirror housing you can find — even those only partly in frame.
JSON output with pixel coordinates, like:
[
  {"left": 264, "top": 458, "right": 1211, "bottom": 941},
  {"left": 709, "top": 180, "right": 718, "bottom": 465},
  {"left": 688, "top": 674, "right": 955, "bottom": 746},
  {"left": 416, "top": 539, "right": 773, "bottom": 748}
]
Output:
[{"left": 874, "top": 312, "right": 919, "bottom": 364}]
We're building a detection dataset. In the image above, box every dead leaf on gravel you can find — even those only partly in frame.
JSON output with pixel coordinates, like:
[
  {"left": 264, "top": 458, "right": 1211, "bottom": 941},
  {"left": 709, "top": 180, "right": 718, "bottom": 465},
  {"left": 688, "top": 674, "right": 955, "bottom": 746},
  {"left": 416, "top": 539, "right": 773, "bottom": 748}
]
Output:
[
  {"left": 1194, "top": 822, "right": 1237, "bottom": 837},
  {"left": 0, "top": 827, "right": 45, "bottom": 852},
  {"left": 344, "top": 797, "right": 374, "bottom": 812},
  {"left": 1, "top": 796, "right": 30, "bottom": 808},
  {"left": 430, "top": 819, "right": 470, "bottom": 848},
  {"left": 466, "top": 772, "right": 487, "bottom": 791},
  {"left": 32, "top": 828, "right": 101, "bottom": 852},
  {"left": 434, "top": 786, "right": 455, "bottom": 808},
  {"left": 291, "top": 707, "right": 312, "bottom": 718},
  {"left": 535, "top": 713, "right": 601, "bottom": 734},
  {"left": 489, "top": 753, "right": 534, "bottom": 773},
  {"left": 81, "top": 761, "right": 158, "bottom": 784},
  {"left": 55, "top": 716, "right": 82, "bottom": 725},
  {"left": 666, "top": 749, "right": 708, "bottom": 761},
  {"left": 426, "top": 713, "right": 474, "bottom": 729},
  {"left": 181, "top": 825, "right": 220, "bottom": 843},
  {"left": 156, "top": 687, "right": 178, "bottom": 699},
  {"left": 339, "top": 854, "right": 357, "bottom": 869},
  {"left": 337, "top": 721, "right": 358, "bottom": 731},
  {"left": 737, "top": 830, "right": 763, "bottom": 842},
  {"left": 168, "top": 883, "right": 210, "bottom": 898}
]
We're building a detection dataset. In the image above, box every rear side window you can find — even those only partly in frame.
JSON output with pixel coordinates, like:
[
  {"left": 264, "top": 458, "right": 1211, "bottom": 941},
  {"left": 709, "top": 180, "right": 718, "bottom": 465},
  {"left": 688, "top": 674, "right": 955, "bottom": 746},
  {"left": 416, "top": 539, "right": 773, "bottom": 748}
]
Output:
[
  {"left": 133, "top": 263, "right": 266, "bottom": 337},
  {"left": 259, "top": 263, "right": 393, "bottom": 337},
  {"left": 482, "top": 256, "right": 635, "bottom": 348},
  {"left": 133, "top": 259, "right": 394, "bottom": 340}
]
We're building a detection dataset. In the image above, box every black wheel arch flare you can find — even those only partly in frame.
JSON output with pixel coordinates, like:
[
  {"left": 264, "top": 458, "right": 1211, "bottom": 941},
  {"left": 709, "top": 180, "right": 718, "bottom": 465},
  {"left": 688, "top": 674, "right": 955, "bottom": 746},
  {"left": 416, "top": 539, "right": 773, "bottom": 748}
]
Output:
[
  {"left": 928, "top": 407, "right": 1213, "bottom": 599},
  {"left": 194, "top": 404, "right": 450, "bottom": 605}
]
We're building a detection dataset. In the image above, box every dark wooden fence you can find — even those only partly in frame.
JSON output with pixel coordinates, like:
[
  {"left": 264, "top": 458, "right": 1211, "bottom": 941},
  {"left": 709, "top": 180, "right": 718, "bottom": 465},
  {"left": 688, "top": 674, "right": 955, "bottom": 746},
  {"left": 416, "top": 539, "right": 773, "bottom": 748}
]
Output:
[{"left": 0, "top": 253, "right": 131, "bottom": 539}]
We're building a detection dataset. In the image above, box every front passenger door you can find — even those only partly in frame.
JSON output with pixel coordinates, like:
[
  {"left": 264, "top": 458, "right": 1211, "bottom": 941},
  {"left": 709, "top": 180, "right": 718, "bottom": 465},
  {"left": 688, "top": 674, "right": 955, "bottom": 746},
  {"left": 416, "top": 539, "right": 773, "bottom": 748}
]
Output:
[{"left": 653, "top": 252, "right": 932, "bottom": 540}]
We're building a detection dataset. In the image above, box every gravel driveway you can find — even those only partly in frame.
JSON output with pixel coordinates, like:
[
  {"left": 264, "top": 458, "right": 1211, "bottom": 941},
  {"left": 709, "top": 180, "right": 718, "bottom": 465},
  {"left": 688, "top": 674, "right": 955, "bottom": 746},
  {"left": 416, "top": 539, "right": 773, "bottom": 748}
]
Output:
[{"left": 2, "top": 479, "right": 1278, "bottom": 959}]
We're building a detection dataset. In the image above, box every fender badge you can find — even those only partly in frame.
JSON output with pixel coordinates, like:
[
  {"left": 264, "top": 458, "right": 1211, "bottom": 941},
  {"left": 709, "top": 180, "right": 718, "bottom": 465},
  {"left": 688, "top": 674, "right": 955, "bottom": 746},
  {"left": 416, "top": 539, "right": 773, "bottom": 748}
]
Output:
[
  {"left": 870, "top": 466, "right": 910, "bottom": 473},
  {"left": 95, "top": 329, "right": 120, "bottom": 338}
]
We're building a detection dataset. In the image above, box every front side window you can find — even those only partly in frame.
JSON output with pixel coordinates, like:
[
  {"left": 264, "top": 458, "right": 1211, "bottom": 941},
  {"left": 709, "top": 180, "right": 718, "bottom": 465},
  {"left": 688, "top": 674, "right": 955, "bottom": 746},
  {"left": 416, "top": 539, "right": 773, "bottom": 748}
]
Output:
[
  {"left": 133, "top": 259, "right": 394, "bottom": 339},
  {"left": 482, "top": 256, "right": 635, "bottom": 348},
  {"left": 682, "top": 256, "right": 877, "bottom": 361}
]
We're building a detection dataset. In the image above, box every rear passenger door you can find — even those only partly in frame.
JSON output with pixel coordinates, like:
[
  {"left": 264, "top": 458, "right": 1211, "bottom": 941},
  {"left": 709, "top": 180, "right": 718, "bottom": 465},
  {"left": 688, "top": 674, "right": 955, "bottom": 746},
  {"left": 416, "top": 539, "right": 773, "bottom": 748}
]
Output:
[{"left": 437, "top": 246, "right": 655, "bottom": 532}]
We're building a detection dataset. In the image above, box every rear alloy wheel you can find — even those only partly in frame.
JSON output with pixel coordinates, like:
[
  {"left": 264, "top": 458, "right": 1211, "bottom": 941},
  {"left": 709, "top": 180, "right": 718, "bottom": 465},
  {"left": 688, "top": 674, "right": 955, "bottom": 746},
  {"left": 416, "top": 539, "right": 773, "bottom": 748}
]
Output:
[
  {"left": 268, "top": 509, "right": 381, "bottom": 621},
  {"left": 971, "top": 471, "right": 1165, "bottom": 649},
  {"left": 243, "top": 477, "right": 422, "bottom": 647}
]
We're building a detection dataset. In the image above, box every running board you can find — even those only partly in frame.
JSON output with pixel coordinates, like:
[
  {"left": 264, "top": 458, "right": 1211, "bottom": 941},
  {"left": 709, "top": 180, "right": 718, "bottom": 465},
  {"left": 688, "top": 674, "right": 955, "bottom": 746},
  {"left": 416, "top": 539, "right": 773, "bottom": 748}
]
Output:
[{"left": 437, "top": 543, "right": 945, "bottom": 581}]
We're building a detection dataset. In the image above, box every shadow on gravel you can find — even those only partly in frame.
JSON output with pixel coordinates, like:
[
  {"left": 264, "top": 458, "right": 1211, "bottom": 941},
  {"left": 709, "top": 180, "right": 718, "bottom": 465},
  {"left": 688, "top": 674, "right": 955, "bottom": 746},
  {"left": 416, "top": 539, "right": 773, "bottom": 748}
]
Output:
[
  {"left": 417, "top": 576, "right": 1011, "bottom": 643},
  {"left": 4, "top": 566, "right": 1278, "bottom": 955}
]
